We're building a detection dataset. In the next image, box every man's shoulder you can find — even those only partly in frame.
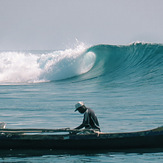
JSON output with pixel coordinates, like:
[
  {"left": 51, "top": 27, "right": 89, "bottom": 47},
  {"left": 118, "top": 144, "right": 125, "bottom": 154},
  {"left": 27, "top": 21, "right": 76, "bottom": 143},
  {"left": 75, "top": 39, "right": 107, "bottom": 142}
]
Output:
[{"left": 87, "top": 107, "right": 94, "bottom": 113}]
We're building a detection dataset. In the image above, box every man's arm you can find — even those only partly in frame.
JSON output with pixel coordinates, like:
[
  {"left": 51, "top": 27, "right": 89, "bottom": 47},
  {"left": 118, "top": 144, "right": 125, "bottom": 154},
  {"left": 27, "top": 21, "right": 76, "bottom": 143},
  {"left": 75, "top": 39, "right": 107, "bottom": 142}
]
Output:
[
  {"left": 75, "top": 111, "right": 89, "bottom": 129},
  {"left": 74, "top": 123, "right": 85, "bottom": 129}
]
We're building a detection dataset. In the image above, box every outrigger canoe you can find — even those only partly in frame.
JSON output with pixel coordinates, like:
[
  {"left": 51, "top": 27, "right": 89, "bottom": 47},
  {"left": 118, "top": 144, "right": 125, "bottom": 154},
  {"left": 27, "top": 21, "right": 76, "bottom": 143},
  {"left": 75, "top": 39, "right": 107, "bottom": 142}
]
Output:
[{"left": 0, "top": 125, "right": 163, "bottom": 150}]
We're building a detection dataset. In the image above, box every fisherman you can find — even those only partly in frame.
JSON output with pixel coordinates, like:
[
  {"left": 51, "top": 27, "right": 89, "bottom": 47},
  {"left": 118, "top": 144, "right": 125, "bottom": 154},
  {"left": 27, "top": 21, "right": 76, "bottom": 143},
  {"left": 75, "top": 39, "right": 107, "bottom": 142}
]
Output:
[{"left": 74, "top": 101, "right": 100, "bottom": 131}]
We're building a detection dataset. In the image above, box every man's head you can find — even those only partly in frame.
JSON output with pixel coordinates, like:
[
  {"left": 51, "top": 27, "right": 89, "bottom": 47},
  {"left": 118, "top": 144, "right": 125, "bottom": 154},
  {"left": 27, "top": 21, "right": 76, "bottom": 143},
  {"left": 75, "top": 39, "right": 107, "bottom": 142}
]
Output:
[{"left": 75, "top": 101, "right": 87, "bottom": 113}]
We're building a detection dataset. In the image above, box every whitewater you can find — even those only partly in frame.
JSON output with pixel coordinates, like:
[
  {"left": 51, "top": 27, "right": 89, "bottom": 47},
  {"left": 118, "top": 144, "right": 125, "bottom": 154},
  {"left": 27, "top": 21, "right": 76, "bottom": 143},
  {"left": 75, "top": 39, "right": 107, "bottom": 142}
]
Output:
[
  {"left": 0, "top": 42, "right": 163, "bottom": 162},
  {"left": 0, "top": 44, "right": 96, "bottom": 84}
]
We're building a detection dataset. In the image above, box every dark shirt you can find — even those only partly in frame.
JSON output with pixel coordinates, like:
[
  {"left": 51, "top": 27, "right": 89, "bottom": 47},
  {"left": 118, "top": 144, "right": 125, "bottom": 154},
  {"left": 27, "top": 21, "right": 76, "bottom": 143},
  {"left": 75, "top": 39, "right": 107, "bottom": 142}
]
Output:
[{"left": 77, "top": 107, "right": 100, "bottom": 131}]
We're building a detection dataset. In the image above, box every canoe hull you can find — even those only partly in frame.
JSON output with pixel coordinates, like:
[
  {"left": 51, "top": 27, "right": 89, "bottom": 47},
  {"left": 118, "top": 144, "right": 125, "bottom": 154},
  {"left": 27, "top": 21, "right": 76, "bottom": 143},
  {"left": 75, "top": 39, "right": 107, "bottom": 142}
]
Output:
[{"left": 0, "top": 130, "right": 163, "bottom": 150}]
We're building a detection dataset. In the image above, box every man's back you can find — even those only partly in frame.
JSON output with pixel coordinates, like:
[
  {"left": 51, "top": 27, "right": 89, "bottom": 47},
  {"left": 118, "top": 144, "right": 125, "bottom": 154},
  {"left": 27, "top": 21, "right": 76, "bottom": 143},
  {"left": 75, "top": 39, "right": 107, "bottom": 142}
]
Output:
[{"left": 84, "top": 108, "right": 100, "bottom": 130}]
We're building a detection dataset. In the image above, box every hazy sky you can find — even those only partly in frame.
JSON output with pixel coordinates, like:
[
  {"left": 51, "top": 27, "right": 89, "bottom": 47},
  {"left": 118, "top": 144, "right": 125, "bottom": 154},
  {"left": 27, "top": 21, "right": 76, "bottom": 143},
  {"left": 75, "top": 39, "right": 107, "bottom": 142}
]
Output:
[{"left": 0, "top": 0, "right": 163, "bottom": 50}]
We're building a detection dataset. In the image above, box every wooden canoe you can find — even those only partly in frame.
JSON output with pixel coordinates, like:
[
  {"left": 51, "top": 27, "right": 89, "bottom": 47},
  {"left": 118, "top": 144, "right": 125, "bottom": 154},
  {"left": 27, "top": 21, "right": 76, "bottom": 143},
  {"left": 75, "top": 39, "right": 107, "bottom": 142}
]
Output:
[{"left": 0, "top": 126, "right": 163, "bottom": 150}]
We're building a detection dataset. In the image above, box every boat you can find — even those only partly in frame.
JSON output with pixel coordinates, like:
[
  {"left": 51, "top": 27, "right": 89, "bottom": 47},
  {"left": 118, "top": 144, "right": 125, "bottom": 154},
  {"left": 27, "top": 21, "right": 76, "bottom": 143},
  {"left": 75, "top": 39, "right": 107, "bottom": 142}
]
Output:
[{"left": 0, "top": 125, "right": 163, "bottom": 150}]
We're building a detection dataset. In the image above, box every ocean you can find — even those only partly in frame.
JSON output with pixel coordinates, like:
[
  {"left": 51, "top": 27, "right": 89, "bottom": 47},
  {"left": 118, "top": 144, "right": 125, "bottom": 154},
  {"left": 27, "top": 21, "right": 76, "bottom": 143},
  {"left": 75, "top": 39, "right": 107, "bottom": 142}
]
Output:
[{"left": 0, "top": 42, "right": 163, "bottom": 162}]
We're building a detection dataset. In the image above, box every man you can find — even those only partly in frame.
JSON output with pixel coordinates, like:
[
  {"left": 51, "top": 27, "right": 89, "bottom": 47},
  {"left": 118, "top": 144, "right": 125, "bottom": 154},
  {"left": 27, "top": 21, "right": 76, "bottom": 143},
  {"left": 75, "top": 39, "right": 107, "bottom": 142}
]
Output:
[{"left": 74, "top": 101, "right": 100, "bottom": 131}]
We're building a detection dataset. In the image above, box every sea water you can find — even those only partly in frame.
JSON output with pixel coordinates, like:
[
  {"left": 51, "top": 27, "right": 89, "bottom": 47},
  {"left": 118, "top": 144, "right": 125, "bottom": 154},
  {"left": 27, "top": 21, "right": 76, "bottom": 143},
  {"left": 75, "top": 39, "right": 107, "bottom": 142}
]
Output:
[{"left": 0, "top": 42, "right": 163, "bottom": 162}]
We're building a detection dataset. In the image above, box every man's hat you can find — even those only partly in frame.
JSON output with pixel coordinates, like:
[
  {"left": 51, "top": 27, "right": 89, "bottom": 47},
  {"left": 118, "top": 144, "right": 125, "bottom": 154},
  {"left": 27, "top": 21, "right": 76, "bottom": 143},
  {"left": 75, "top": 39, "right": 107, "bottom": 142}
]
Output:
[{"left": 75, "top": 101, "right": 84, "bottom": 111}]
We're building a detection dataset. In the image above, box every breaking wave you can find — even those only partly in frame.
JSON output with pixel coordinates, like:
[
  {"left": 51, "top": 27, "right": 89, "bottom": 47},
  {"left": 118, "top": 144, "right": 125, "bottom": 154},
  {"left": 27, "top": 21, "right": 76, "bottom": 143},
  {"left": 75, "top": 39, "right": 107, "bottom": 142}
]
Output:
[
  {"left": 0, "top": 43, "right": 95, "bottom": 84},
  {"left": 1, "top": 42, "right": 163, "bottom": 86}
]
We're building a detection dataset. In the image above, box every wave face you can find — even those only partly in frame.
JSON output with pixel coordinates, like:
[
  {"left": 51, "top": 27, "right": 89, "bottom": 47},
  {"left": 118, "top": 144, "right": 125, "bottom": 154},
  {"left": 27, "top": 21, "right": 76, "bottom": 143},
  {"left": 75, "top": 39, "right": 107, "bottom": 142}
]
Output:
[
  {"left": 84, "top": 42, "right": 163, "bottom": 86},
  {"left": 0, "top": 42, "right": 163, "bottom": 85}
]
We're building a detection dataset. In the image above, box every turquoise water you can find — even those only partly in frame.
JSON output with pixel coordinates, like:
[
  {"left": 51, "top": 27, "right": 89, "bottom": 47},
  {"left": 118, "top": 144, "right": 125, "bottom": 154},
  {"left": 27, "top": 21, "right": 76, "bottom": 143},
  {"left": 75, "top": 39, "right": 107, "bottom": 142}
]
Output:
[{"left": 0, "top": 42, "right": 163, "bottom": 162}]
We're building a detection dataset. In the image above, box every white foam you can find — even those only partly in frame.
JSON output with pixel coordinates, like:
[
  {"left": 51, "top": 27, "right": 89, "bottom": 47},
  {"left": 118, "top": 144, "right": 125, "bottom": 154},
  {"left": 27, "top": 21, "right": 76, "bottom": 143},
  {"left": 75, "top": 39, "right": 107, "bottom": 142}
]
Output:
[
  {"left": 0, "top": 52, "right": 41, "bottom": 83},
  {"left": 0, "top": 44, "right": 96, "bottom": 84}
]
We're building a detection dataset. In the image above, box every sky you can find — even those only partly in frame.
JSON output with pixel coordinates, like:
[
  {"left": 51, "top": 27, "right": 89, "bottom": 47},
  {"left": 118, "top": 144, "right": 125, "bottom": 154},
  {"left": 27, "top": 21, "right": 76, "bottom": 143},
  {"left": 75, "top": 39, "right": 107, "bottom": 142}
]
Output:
[{"left": 0, "top": 0, "right": 163, "bottom": 50}]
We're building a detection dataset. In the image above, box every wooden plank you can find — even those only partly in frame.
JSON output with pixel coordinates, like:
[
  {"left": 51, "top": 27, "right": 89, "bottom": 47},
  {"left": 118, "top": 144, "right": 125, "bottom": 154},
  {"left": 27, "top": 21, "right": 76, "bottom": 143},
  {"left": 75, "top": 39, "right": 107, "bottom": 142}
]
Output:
[{"left": 0, "top": 128, "right": 71, "bottom": 133}]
